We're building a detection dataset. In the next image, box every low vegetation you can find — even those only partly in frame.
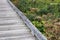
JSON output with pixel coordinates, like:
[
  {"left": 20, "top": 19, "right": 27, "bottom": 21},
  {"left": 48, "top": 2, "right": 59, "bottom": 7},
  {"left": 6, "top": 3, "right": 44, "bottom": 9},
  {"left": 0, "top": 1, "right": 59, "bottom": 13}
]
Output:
[{"left": 11, "top": 0, "right": 60, "bottom": 40}]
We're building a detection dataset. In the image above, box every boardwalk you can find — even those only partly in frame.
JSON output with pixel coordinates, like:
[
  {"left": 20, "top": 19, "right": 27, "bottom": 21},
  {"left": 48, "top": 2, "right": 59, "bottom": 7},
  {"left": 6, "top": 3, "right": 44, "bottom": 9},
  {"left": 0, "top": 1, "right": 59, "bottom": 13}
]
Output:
[
  {"left": 0, "top": 0, "right": 37, "bottom": 40},
  {"left": 0, "top": 0, "right": 47, "bottom": 40}
]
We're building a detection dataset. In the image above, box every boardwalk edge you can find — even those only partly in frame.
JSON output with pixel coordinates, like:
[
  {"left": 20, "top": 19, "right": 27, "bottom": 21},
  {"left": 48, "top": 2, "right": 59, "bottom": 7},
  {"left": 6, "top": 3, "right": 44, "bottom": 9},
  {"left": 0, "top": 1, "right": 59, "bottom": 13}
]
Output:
[{"left": 7, "top": 0, "right": 47, "bottom": 40}]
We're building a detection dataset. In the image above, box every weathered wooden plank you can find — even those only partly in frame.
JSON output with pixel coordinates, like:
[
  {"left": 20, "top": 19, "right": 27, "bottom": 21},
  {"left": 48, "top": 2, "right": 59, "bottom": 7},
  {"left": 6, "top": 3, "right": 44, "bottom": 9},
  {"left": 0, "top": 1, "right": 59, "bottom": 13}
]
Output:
[
  {"left": 0, "top": 36, "right": 35, "bottom": 40},
  {"left": 0, "top": 29, "right": 30, "bottom": 37},
  {"left": 0, "top": 26, "right": 28, "bottom": 31}
]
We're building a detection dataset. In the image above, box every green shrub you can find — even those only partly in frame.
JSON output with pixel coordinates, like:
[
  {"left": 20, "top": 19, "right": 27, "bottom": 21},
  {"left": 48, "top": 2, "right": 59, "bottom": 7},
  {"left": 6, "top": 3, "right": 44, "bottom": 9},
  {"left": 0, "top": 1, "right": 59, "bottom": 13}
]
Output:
[
  {"left": 32, "top": 21, "right": 45, "bottom": 33},
  {"left": 37, "top": 9, "right": 48, "bottom": 16}
]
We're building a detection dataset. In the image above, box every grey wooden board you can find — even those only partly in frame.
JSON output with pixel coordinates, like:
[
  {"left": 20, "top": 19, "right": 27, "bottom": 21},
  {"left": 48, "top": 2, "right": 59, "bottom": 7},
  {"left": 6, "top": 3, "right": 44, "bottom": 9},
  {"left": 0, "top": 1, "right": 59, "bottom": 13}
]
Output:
[{"left": 0, "top": 0, "right": 37, "bottom": 40}]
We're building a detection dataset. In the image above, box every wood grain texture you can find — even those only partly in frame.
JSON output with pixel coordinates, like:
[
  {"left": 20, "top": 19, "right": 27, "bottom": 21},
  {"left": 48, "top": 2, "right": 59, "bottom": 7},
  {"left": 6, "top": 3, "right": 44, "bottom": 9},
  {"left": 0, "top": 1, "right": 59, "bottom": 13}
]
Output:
[{"left": 0, "top": 0, "right": 37, "bottom": 40}]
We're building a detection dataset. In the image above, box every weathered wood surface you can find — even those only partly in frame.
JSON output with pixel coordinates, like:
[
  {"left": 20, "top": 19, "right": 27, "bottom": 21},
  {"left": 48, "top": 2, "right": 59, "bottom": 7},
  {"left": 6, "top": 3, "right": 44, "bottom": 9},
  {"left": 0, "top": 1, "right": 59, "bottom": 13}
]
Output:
[
  {"left": 0, "top": 0, "right": 37, "bottom": 40},
  {"left": 0, "top": 0, "right": 47, "bottom": 40}
]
